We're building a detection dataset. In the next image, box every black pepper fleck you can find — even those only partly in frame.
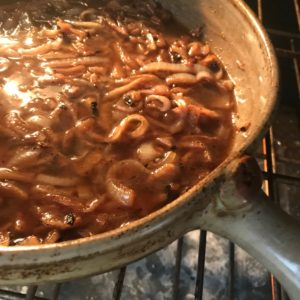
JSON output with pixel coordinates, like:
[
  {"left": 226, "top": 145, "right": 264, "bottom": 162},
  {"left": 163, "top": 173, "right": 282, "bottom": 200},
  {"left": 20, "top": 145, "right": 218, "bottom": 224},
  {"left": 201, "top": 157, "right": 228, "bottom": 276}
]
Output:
[
  {"left": 170, "top": 52, "right": 182, "bottom": 63},
  {"left": 191, "top": 25, "right": 205, "bottom": 39},
  {"left": 123, "top": 94, "right": 135, "bottom": 107},
  {"left": 61, "top": 32, "right": 72, "bottom": 44},
  {"left": 208, "top": 60, "right": 220, "bottom": 73},
  {"left": 91, "top": 101, "right": 98, "bottom": 116},
  {"left": 64, "top": 213, "right": 75, "bottom": 226},
  {"left": 166, "top": 185, "right": 179, "bottom": 200},
  {"left": 58, "top": 103, "right": 67, "bottom": 110}
]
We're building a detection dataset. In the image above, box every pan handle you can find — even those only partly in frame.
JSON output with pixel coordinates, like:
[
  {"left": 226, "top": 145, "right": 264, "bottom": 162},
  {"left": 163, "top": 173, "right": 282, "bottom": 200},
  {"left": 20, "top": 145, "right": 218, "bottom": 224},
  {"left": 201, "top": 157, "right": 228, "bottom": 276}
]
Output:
[{"left": 196, "top": 156, "right": 300, "bottom": 300}]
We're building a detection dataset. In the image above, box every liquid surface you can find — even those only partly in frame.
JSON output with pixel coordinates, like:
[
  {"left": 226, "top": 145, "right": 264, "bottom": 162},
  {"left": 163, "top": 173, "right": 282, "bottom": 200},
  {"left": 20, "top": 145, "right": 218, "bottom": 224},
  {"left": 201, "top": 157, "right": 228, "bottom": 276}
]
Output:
[{"left": 0, "top": 0, "right": 236, "bottom": 246}]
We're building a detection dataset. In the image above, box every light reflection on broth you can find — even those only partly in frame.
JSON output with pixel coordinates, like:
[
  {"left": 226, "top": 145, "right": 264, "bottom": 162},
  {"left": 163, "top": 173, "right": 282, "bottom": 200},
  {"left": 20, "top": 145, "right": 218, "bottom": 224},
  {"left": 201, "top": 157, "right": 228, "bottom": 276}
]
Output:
[
  {"left": 0, "top": 0, "right": 236, "bottom": 246},
  {"left": 3, "top": 80, "right": 32, "bottom": 105}
]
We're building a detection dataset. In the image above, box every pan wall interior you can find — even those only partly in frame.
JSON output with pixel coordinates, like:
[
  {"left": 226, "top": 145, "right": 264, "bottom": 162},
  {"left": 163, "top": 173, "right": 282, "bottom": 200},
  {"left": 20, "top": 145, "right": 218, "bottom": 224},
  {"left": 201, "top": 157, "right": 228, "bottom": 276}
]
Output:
[{"left": 159, "top": 0, "right": 278, "bottom": 154}]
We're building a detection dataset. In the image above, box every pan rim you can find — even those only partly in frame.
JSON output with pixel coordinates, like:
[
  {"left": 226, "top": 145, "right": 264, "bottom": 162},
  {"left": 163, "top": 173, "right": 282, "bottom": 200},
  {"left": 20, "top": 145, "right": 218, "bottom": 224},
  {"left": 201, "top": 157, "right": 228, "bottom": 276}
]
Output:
[{"left": 0, "top": 0, "right": 279, "bottom": 257}]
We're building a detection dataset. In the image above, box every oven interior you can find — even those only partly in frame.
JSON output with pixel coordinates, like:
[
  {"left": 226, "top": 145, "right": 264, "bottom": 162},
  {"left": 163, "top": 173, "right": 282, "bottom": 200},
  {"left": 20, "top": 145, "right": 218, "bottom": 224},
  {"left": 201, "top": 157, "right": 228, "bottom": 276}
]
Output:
[{"left": 0, "top": 0, "right": 299, "bottom": 299}]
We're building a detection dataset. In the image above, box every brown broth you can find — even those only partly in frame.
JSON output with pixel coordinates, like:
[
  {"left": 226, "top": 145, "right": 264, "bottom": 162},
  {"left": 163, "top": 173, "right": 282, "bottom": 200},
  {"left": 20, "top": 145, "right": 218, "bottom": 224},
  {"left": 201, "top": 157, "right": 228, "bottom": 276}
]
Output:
[{"left": 0, "top": 0, "right": 236, "bottom": 246}]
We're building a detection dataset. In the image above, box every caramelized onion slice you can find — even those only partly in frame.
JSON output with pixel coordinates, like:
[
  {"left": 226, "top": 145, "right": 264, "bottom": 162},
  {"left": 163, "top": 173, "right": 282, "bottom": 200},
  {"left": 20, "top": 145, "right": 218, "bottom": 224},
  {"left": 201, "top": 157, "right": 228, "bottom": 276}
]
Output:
[
  {"left": 149, "top": 163, "right": 179, "bottom": 189},
  {"left": 187, "top": 104, "right": 220, "bottom": 132},
  {"left": 53, "top": 65, "right": 86, "bottom": 75},
  {"left": 73, "top": 150, "right": 103, "bottom": 176},
  {"left": 141, "top": 62, "right": 210, "bottom": 75},
  {"left": 4, "top": 111, "right": 31, "bottom": 137},
  {"left": 83, "top": 197, "right": 105, "bottom": 213},
  {"left": 104, "top": 75, "right": 160, "bottom": 100},
  {"left": 17, "top": 235, "right": 41, "bottom": 246},
  {"left": 35, "top": 174, "right": 79, "bottom": 187},
  {"left": 0, "top": 181, "right": 28, "bottom": 200},
  {"left": 177, "top": 135, "right": 217, "bottom": 149},
  {"left": 67, "top": 20, "right": 102, "bottom": 29},
  {"left": 18, "top": 38, "right": 63, "bottom": 57},
  {"left": 35, "top": 205, "right": 81, "bottom": 230},
  {"left": 141, "top": 62, "right": 193, "bottom": 73},
  {"left": 145, "top": 95, "right": 171, "bottom": 112},
  {"left": 7, "top": 147, "right": 41, "bottom": 168},
  {"left": 32, "top": 185, "right": 104, "bottom": 213},
  {"left": 217, "top": 79, "right": 235, "bottom": 92},
  {"left": 155, "top": 136, "right": 174, "bottom": 149},
  {"left": 41, "top": 56, "right": 108, "bottom": 68},
  {"left": 44, "top": 230, "right": 60, "bottom": 244},
  {"left": 57, "top": 20, "right": 86, "bottom": 38},
  {"left": 0, "top": 168, "right": 34, "bottom": 183},
  {"left": 26, "top": 115, "right": 52, "bottom": 128},
  {"left": 106, "top": 179, "right": 136, "bottom": 207},
  {"left": 147, "top": 104, "right": 188, "bottom": 134},
  {"left": 137, "top": 142, "right": 161, "bottom": 164},
  {"left": 80, "top": 8, "right": 98, "bottom": 20},
  {"left": 0, "top": 57, "right": 11, "bottom": 72},
  {"left": 108, "top": 114, "right": 149, "bottom": 142},
  {"left": 148, "top": 151, "right": 178, "bottom": 169},
  {"left": 0, "top": 232, "right": 10, "bottom": 247},
  {"left": 114, "top": 97, "right": 143, "bottom": 113},
  {"left": 107, "top": 160, "right": 150, "bottom": 181},
  {"left": 32, "top": 184, "right": 75, "bottom": 197},
  {"left": 32, "top": 185, "right": 83, "bottom": 207},
  {"left": 166, "top": 73, "right": 197, "bottom": 85},
  {"left": 196, "top": 71, "right": 214, "bottom": 82},
  {"left": 106, "top": 160, "right": 150, "bottom": 206}
]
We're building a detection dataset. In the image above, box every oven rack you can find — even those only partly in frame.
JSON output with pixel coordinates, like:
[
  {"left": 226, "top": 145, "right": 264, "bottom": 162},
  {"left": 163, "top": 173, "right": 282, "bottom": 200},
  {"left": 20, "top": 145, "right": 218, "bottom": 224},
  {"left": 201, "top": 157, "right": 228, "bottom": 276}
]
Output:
[{"left": 0, "top": 0, "right": 299, "bottom": 299}]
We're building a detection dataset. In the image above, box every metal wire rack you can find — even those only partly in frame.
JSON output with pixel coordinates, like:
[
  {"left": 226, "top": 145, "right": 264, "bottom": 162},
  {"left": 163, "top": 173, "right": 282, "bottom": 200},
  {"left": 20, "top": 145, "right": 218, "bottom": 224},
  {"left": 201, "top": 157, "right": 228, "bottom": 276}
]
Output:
[{"left": 0, "top": 0, "right": 299, "bottom": 299}]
